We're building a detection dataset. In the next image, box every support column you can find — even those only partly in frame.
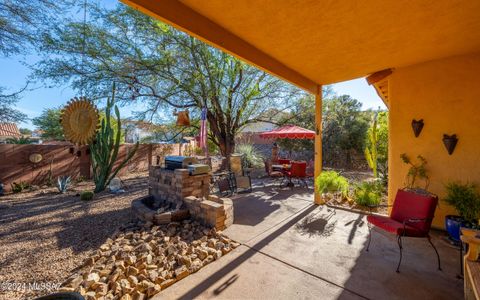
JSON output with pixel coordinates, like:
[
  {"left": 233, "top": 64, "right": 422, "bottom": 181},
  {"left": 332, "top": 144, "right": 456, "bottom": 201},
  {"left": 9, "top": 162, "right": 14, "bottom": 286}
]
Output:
[{"left": 314, "top": 85, "right": 323, "bottom": 204}]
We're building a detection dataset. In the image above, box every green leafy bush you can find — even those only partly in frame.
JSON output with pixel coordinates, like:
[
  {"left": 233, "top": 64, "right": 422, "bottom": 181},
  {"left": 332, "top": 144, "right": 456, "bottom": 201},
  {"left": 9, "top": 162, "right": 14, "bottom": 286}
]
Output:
[
  {"left": 11, "top": 181, "right": 30, "bottom": 193},
  {"left": 80, "top": 191, "right": 94, "bottom": 201},
  {"left": 315, "top": 171, "right": 349, "bottom": 198},
  {"left": 444, "top": 182, "right": 480, "bottom": 224},
  {"left": 353, "top": 181, "right": 384, "bottom": 206},
  {"left": 236, "top": 144, "right": 264, "bottom": 168}
]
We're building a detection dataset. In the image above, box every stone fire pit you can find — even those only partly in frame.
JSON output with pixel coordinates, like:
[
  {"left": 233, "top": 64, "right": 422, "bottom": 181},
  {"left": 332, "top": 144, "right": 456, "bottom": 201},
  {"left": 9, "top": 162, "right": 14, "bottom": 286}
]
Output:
[
  {"left": 133, "top": 166, "right": 234, "bottom": 230},
  {"left": 132, "top": 196, "right": 190, "bottom": 225}
]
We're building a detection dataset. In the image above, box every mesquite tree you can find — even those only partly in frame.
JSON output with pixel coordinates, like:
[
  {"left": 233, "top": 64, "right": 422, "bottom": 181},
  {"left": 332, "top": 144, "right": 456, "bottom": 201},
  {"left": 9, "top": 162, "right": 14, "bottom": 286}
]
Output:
[
  {"left": 34, "top": 4, "right": 300, "bottom": 158},
  {"left": 90, "top": 85, "right": 138, "bottom": 193},
  {"left": 1, "top": 0, "right": 72, "bottom": 123},
  {"left": 0, "top": 87, "right": 27, "bottom": 123}
]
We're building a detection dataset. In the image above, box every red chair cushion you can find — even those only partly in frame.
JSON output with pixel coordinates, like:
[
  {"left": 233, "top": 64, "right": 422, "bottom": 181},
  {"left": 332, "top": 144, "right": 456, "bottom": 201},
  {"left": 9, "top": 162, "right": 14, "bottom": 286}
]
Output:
[
  {"left": 367, "top": 215, "right": 426, "bottom": 237},
  {"left": 390, "top": 189, "right": 438, "bottom": 233},
  {"left": 278, "top": 159, "right": 291, "bottom": 164},
  {"left": 288, "top": 161, "right": 307, "bottom": 178}
]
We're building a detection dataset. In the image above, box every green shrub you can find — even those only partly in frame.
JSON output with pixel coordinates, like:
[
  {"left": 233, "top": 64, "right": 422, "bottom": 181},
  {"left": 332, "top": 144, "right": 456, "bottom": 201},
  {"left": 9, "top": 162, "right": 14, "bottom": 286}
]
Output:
[
  {"left": 315, "top": 171, "right": 349, "bottom": 198},
  {"left": 80, "top": 191, "right": 94, "bottom": 201},
  {"left": 353, "top": 181, "right": 384, "bottom": 206},
  {"left": 236, "top": 144, "right": 264, "bottom": 168},
  {"left": 444, "top": 182, "right": 480, "bottom": 224},
  {"left": 11, "top": 181, "right": 30, "bottom": 193}
]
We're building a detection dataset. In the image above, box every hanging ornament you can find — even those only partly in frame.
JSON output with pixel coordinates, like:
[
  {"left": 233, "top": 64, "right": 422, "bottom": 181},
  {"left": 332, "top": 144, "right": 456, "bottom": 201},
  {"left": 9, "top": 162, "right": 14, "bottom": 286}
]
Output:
[
  {"left": 61, "top": 97, "right": 99, "bottom": 145},
  {"left": 174, "top": 109, "right": 190, "bottom": 126}
]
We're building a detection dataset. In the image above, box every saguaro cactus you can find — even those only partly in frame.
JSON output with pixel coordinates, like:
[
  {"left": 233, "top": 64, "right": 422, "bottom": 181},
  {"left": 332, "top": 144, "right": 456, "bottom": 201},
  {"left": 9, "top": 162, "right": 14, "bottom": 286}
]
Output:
[{"left": 90, "top": 84, "right": 138, "bottom": 193}]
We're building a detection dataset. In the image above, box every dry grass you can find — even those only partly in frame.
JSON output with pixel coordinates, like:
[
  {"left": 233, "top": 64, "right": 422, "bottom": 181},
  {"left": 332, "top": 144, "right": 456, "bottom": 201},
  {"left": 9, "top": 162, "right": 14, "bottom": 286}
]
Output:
[{"left": 0, "top": 172, "right": 149, "bottom": 300}]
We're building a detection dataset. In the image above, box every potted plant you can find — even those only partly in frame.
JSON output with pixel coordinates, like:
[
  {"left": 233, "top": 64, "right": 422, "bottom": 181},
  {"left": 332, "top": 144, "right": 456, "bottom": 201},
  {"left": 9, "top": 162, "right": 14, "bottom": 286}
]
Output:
[
  {"left": 443, "top": 182, "right": 480, "bottom": 242},
  {"left": 400, "top": 153, "right": 430, "bottom": 194}
]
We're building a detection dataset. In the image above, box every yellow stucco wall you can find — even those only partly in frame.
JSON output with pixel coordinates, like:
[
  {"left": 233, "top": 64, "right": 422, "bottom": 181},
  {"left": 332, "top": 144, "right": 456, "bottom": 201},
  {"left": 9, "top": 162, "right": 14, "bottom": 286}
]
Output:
[{"left": 389, "top": 52, "right": 480, "bottom": 229}]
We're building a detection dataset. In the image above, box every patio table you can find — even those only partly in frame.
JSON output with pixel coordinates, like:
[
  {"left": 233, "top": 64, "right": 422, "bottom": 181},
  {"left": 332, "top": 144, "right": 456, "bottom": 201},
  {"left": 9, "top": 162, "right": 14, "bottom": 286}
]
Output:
[
  {"left": 272, "top": 164, "right": 291, "bottom": 172},
  {"left": 272, "top": 164, "right": 295, "bottom": 187}
]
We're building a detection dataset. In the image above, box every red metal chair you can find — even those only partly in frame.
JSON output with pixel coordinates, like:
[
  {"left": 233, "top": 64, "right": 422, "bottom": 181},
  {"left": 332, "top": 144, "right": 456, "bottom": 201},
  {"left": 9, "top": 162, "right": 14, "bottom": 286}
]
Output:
[
  {"left": 263, "top": 159, "right": 285, "bottom": 186},
  {"left": 366, "top": 189, "right": 441, "bottom": 272},
  {"left": 277, "top": 158, "right": 291, "bottom": 165},
  {"left": 285, "top": 161, "right": 308, "bottom": 188}
]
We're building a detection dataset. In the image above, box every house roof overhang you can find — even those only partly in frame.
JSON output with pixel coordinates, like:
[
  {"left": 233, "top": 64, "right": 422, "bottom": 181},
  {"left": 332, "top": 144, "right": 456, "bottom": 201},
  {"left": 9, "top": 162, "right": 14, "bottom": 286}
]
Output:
[{"left": 121, "top": 0, "right": 480, "bottom": 93}]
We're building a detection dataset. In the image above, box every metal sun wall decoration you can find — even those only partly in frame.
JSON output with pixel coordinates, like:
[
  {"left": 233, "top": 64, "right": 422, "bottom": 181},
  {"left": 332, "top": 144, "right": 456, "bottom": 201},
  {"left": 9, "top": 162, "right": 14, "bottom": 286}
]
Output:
[{"left": 61, "top": 97, "right": 100, "bottom": 145}]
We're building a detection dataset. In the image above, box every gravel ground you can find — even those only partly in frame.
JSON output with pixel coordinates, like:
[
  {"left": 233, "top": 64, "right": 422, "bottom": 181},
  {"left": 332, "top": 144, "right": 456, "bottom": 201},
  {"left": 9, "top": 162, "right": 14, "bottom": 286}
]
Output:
[{"left": 0, "top": 172, "right": 149, "bottom": 300}]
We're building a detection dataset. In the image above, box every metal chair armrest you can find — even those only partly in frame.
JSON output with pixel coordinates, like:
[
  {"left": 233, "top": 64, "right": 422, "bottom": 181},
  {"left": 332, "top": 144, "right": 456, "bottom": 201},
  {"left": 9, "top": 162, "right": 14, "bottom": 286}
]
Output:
[
  {"left": 403, "top": 217, "right": 432, "bottom": 224},
  {"left": 400, "top": 217, "right": 432, "bottom": 236}
]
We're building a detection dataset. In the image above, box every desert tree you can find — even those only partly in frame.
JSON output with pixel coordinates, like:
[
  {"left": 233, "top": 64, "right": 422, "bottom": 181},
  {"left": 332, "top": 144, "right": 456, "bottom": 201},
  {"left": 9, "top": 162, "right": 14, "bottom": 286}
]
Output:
[{"left": 34, "top": 4, "right": 301, "bottom": 158}]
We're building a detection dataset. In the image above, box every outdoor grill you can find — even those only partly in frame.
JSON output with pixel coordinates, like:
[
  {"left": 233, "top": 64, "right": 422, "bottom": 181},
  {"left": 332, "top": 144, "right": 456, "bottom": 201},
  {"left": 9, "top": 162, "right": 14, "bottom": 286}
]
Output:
[{"left": 164, "top": 156, "right": 198, "bottom": 170}]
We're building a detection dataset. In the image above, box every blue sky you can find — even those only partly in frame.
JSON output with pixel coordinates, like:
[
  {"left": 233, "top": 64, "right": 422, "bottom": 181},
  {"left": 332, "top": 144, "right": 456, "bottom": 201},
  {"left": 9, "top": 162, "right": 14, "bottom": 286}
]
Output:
[
  {"left": 0, "top": 55, "right": 386, "bottom": 129},
  {"left": 0, "top": 0, "right": 385, "bottom": 129}
]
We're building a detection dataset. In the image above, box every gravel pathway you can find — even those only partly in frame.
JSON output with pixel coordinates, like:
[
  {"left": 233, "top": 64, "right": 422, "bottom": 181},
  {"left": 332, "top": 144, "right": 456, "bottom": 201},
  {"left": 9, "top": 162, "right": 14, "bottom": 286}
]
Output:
[{"left": 0, "top": 173, "right": 148, "bottom": 300}]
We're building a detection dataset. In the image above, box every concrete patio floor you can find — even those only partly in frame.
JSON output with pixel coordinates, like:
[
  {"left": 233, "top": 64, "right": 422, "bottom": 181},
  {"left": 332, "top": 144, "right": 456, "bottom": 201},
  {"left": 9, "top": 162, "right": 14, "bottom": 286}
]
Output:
[{"left": 156, "top": 184, "right": 463, "bottom": 300}]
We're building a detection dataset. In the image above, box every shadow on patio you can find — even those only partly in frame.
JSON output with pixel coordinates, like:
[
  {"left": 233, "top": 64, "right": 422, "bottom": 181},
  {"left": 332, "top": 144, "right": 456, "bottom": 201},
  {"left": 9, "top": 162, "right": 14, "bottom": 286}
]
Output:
[{"left": 157, "top": 185, "right": 463, "bottom": 300}]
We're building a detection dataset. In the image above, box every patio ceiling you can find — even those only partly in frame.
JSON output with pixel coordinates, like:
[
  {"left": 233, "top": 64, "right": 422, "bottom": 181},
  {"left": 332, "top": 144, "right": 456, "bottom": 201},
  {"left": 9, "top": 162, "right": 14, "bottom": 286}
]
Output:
[{"left": 122, "top": 0, "right": 480, "bottom": 93}]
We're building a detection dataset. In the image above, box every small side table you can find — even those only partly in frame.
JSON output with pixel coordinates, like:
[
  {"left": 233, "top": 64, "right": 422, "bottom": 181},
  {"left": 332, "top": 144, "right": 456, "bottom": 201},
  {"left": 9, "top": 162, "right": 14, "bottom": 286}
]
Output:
[{"left": 461, "top": 228, "right": 480, "bottom": 300}]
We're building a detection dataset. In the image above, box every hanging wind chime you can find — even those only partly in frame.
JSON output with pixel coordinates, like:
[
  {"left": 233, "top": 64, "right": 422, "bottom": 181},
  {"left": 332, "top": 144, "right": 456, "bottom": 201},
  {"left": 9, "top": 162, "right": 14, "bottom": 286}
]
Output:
[{"left": 60, "top": 0, "right": 99, "bottom": 146}]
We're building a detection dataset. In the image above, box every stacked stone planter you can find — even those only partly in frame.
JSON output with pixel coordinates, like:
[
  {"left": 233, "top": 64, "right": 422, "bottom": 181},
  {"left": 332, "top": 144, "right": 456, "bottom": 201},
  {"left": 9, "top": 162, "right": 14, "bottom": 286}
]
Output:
[
  {"left": 184, "top": 195, "right": 234, "bottom": 230},
  {"left": 148, "top": 167, "right": 211, "bottom": 203}
]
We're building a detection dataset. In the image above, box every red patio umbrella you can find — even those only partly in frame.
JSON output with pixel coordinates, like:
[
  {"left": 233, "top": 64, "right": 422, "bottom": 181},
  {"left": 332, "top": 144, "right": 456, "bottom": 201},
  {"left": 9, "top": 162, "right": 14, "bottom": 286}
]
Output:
[{"left": 259, "top": 124, "right": 315, "bottom": 139}]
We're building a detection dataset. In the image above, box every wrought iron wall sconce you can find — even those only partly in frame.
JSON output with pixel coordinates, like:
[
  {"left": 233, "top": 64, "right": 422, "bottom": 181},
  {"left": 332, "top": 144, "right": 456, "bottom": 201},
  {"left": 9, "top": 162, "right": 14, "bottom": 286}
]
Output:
[
  {"left": 442, "top": 134, "right": 458, "bottom": 155},
  {"left": 411, "top": 119, "right": 424, "bottom": 137}
]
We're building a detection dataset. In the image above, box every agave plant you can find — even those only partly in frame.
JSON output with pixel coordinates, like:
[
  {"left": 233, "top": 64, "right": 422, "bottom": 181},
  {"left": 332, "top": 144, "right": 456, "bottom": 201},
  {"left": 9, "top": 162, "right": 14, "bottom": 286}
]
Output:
[{"left": 57, "top": 176, "right": 71, "bottom": 193}]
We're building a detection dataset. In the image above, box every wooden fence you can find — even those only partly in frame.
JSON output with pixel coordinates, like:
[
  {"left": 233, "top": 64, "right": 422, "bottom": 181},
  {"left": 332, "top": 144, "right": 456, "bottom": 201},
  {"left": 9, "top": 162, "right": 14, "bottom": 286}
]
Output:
[{"left": 0, "top": 143, "right": 184, "bottom": 192}]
